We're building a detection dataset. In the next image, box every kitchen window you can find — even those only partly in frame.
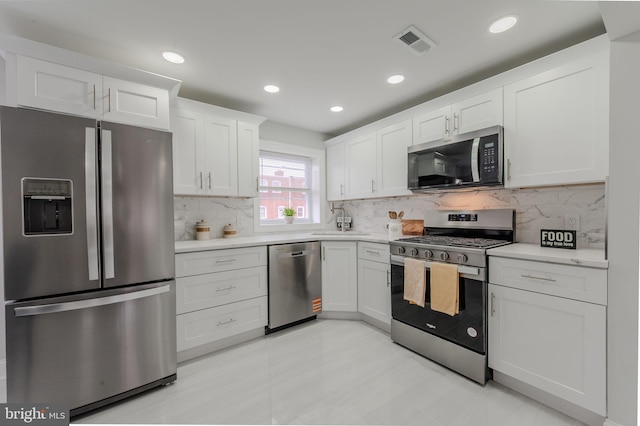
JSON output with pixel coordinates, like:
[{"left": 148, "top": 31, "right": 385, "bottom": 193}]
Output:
[{"left": 255, "top": 140, "right": 325, "bottom": 231}]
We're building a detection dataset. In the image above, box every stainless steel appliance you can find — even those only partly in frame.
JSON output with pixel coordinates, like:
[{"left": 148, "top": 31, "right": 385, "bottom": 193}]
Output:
[
  {"left": 1, "top": 106, "right": 177, "bottom": 416},
  {"left": 267, "top": 242, "right": 321, "bottom": 331},
  {"left": 408, "top": 126, "right": 503, "bottom": 192},
  {"left": 389, "top": 209, "right": 514, "bottom": 384}
]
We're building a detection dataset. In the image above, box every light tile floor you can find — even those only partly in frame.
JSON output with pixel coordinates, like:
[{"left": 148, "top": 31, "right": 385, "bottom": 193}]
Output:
[{"left": 75, "top": 319, "right": 586, "bottom": 425}]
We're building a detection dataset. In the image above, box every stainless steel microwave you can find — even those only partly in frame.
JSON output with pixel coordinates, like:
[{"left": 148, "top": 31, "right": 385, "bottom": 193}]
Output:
[{"left": 408, "top": 125, "right": 503, "bottom": 192}]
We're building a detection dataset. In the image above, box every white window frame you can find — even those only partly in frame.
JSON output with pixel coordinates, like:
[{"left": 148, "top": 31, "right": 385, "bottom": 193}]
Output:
[
  {"left": 254, "top": 139, "right": 325, "bottom": 232},
  {"left": 259, "top": 206, "right": 267, "bottom": 218}
]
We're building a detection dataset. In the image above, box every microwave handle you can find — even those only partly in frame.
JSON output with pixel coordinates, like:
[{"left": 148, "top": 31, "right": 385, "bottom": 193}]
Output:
[{"left": 471, "top": 137, "right": 481, "bottom": 182}]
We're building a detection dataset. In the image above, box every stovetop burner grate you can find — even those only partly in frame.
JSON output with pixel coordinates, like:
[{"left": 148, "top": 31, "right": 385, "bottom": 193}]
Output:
[{"left": 396, "top": 235, "right": 511, "bottom": 249}]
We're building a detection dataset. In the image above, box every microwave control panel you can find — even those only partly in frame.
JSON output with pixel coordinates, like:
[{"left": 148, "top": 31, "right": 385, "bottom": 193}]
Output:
[{"left": 479, "top": 136, "right": 500, "bottom": 181}]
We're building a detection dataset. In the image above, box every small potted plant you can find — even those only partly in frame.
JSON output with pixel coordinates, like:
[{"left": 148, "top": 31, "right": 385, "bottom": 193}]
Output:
[{"left": 283, "top": 207, "right": 295, "bottom": 224}]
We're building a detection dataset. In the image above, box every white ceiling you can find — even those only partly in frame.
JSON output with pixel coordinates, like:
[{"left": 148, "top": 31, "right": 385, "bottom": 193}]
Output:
[{"left": 0, "top": 1, "right": 611, "bottom": 137}]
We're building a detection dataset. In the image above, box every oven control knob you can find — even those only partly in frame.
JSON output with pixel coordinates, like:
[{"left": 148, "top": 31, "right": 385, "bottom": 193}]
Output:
[
  {"left": 457, "top": 254, "right": 468, "bottom": 264},
  {"left": 410, "top": 248, "right": 419, "bottom": 257},
  {"left": 440, "top": 252, "right": 449, "bottom": 261},
  {"left": 398, "top": 247, "right": 405, "bottom": 254},
  {"left": 424, "top": 250, "right": 433, "bottom": 259}
]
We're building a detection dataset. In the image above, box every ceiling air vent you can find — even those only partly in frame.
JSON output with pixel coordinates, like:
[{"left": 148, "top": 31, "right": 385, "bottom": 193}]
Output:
[{"left": 394, "top": 25, "right": 437, "bottom": 55}]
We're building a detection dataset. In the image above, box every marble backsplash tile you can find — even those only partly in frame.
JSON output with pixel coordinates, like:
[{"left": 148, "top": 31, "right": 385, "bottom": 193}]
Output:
[
  {"left": 174, "top": 197, "right": 255, "bottom": 240},
  {"left": 175, "top": 183, "right": 606, "bottom": 249},
  {"left": 326, "top": 184, "right": 606, "bottom": 249}
]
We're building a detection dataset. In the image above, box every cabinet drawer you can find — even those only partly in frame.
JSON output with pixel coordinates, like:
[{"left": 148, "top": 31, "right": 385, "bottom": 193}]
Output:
[
  {"left": 357, "top": 242, "right": 389, "bottom": 263},
  {"left": 175, "top": 246, "right": 267, "bottom": 277},
  {"left": 489, "top": 257, "right": 606, "bottom": 305},
  {"left": 176, "top": 296, "right": 267, "bottom": 351},
  {"left": 176, "top": 266, "right": 267, "bottom": 314}
]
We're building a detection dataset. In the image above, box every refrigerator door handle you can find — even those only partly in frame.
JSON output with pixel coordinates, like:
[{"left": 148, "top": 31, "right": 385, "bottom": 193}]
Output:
[
  {"left": 13, "top": 285, "right": 171, "bottom": 317},
  {"left": 85, "top": 127, "right": 99, "bottom": 281},
  {"left": 101, "top": 129, "right": 115, "bottom": 280}
]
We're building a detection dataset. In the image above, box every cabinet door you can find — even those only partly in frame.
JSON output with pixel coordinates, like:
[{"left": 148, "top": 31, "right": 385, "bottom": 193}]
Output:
[
  {"left": 504, "top": 53, "right": 609, "bottom": 188},
  {"left": 171, "top": 107, "right": 205, "bottom": 195},
  {"left": 321, "top": 241, "right": 357, "bottom": 312},
  {"left": 103, "top": 77, "right": 170, "bottom": 130},
  {"left": 16, "top": 55, "right": 102, "bottom": 118},
  {"left": 345, "top": 132, "right": 376, "bottom": 199},
  {"left": 326, "top": 142, "right": 346, "bottom": 201},
  {"left": 203, "top": 115, "right": 238, "bottom": 196},
  {"left": 376, "top": 119, "right": 412, "bottom": 198},
  {"left": 237, "top": 121, "right": 260, "bottom": 197},
  {"left": 357, "top": 259, "right": 390, "bottom": 325},
  {"left": 452, "top": 88, "right": 503, "bottom": 135},
  {"left": 488, "top": 284, "right": 606, "bottom": 415},
  {"left": 412, "top": 105, "right": 451, "bottom": 145}
]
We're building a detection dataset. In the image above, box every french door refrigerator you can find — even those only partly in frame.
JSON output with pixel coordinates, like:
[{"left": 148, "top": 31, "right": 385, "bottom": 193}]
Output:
[{"left": 1, "top": 106, "right": 177, "bottom": 417}]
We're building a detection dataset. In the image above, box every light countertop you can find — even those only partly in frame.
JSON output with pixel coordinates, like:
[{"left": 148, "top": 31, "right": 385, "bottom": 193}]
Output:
[
  {"left": 487, "top": 243, "right": 608, "bottom": 269},
  {"left": 175, "top": 232, "right": 391, "bottom": 253}
]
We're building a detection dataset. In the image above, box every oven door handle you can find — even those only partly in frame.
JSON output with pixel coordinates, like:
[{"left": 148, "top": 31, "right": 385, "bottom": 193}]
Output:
[{"left": 391, "top": 255, "right": 482, "bottom": 279}]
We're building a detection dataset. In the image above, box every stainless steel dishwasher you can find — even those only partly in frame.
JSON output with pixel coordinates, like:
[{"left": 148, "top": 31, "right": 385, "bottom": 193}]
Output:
[{"left": 267, "top": 241, "right": 322, "bottom": 332}]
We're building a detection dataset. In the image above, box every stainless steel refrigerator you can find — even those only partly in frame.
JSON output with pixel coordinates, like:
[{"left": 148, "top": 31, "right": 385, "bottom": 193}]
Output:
[{"left": 1, "top": 106, "right": 177, "bottom": 417}]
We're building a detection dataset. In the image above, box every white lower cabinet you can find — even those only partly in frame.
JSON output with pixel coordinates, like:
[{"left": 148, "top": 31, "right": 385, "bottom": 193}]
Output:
[
  {"left": 321, "top": 241, "right": 358, "bottom": 312},
  {"left": 177, "top": 296, "right": 267, "bottom": 352},
  {"left": 488, "top": 257, "right": 607, "bottom": 416},
  {"left": 357, "top": 242, "right": 390, "bottom": 325},
  {"left": 175, "top": 246, "right": 268, "bottom": 354}
]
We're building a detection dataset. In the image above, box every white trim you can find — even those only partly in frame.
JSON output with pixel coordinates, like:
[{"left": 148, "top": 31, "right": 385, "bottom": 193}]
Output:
[
  {"left": 603, "top": 420, "right": 625, "bottom": 426},
  {"left": 0, "top": 359, "right": 5, "bottom": 381},
  {"left": 254, "top": 140, "right": 326, "bottom": 233}
]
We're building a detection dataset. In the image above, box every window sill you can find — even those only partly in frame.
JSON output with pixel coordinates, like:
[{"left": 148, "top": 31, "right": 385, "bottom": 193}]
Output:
[{"left": 254, "top": 222, "right": 325, "bottom": 234}]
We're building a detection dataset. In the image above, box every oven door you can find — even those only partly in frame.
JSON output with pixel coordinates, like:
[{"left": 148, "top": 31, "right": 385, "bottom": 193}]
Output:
[{"left": 390, "top": 255, "right": 487, "bottom": 354}]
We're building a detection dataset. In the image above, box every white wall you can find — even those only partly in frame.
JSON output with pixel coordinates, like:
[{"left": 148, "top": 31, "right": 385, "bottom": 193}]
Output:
[
  {"left": 259, "top": 120, "right": 329, "bottom": 149},
  {"left": 606, "top": 31, "right": 640, "bottom": 426}
]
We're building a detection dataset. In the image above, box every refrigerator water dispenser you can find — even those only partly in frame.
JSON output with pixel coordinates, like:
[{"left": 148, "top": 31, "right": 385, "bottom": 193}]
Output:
[{"left": 22, "top": 178, "right": 73, "bottom": 235}]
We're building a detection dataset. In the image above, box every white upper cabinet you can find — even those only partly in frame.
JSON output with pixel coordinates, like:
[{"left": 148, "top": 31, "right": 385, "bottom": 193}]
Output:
[
  {"left": 345, "top": 132, "right": 377, "bottom": 199},
  {"left": 413, "top": 88, "right": 503, "bottom": 145},
  {"left": 326, "top": 141, "right": 346, "bottom": 201},
  {"left": 376, "top": 119, "right": 412, "bottom": 197},
  {"left": 17, "top": 55, "right": 103, "bottom": 119},
  {"left": 338, "top": 120, "right": 412, "bottom": 200},
  {"left": 453, "top": 88, "right": 503, "bottom": 135},
  {"left": 172, "top": 107, "right": 205, "bottom": 195},
  {"left": 170, "top": 98, "right": 264, "bottom": 197},
  {"left": 16, "top": 55, "right": 170, "bottom": 129},
  {"left": 102, "top": 76, "right": 170, "bottom": 129},
  {"left": 204, "top": 115, "right": 238, "bottom": 196},
  {"left": 412, "top": 105, "right": 451, "bottom": 145},
  {"left": 237, "top": 121, "right": 260, "bottom": 197},
  {"left": 504, "top": 50, "right": 609, "bottom": 188}
]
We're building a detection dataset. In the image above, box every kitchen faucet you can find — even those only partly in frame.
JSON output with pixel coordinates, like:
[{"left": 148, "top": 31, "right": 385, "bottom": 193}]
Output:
[{"left": 330, "top": 202, "right": 346, "bottom": 232}]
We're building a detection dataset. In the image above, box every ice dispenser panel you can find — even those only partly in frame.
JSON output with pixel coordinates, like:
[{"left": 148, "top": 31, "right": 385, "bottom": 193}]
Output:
[{"left": 22, "top": 178, "right": 73, "bottom": 235}]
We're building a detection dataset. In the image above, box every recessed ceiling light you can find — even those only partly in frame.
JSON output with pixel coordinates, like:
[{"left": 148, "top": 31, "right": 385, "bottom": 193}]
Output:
[
  {"left": 162, "top": 51, "right": 185, "bottom": 64},
  {"left": 264, "top": 85, "right": 280, "bottom": 93},
  {"left": 330, "top": 106, "right": 344, "bottom": 112},
  {"left": 387, "top": 74, "right": 405, "bottom": 84},
  {"left": 489, "top": 16, "right": 518, "bottom": 34}
]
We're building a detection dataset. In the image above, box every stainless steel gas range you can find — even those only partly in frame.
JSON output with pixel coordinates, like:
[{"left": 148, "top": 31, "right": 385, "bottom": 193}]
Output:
[{"left": 389, "top": 209, "right": 515, "bottom": 384}]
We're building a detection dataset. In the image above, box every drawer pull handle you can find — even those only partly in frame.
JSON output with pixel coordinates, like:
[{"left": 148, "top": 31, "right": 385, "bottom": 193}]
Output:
[
  {"left": 216, "top": 285, "right": 237, "bottom": 292},
  {"left": 217, "top": 318, "right": 236, "bottom": 326},
  {"left": 365, "top": 250, "right": 380, "bottom": 256},
  {"left": 216, "top": 258, "right": 237, "bottom": 264},
  {"left": 490, "top": 293, "right": 495, "bottom": 316},
  {"left": 521, "top": 274, "right": 556, "bottom": 282}
]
